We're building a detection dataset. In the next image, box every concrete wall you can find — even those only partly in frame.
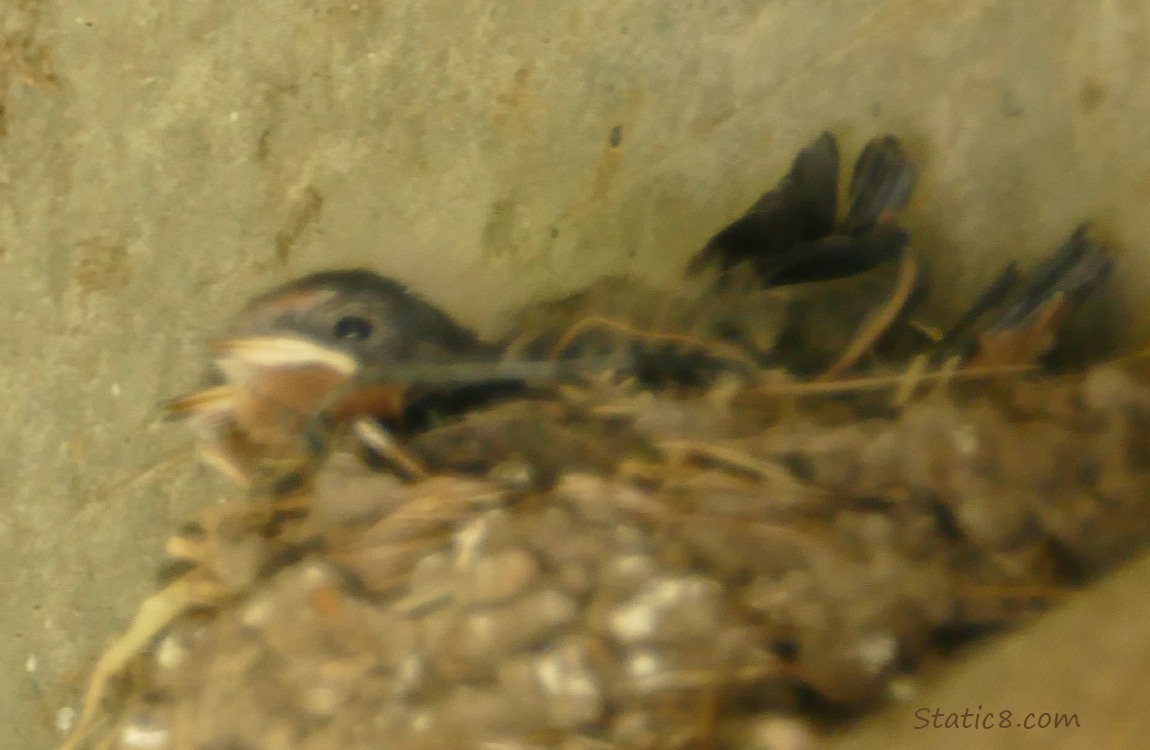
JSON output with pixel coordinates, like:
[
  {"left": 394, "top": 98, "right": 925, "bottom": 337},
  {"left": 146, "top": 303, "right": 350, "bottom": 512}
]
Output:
[{"left": 3, "top": 1, "right": 1148, "bottom": 746}]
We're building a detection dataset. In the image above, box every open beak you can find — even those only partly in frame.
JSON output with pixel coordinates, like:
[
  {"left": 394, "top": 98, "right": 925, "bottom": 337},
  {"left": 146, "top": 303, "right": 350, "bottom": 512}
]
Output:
[
  {"left": 210, "top": 335, "right": 359, "bottom": 376},
  {"left": 162, "top": 335, "right": 362, "bottom": 447}
]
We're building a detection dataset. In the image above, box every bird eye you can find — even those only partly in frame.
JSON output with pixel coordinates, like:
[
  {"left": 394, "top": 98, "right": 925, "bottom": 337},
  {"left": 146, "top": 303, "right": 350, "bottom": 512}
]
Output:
[{"left": 333, "top": 315, "right": 374, "bottom": 341}]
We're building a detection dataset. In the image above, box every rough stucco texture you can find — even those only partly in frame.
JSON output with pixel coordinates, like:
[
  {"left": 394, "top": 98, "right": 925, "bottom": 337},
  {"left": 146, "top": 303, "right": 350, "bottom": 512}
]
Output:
[{"left": 2, "top": 1, "right": 1149, "bottom": 748}]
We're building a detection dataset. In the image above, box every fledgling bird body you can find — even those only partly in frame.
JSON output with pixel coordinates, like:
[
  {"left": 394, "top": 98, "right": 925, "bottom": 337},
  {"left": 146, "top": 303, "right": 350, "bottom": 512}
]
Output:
[
  {"left": 164, "top": 270, "right": 506, "bottom": 483},
  {"left": 164, "top": 131, "right": 939, "bottom": 482},
  {"left": 510, "top": 132, "right": 921, "bottom": 379},
  {"left": 165, "top": 129, "right": 1111, "bottom": 487}
]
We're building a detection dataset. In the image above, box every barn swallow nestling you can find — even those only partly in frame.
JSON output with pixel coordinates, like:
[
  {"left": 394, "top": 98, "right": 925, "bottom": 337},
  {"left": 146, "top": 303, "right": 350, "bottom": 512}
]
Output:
[
  {"left": 688, "top": 131, "right": 922, "bottom": 375},
  {"left": 164, "top": 134, "right": 1112, "bottom": 489},
  {"left": 168, "top": 131, "right": 927, "bottom": 480},
  {"left": 163, "top": 270, "right": 493, "bottom": 482},
  {"left": 164, "top": 270, "right": 633, "bottom": 483},
  {"left": 506, "top": 132, "right": 923, "bottom": 380}
]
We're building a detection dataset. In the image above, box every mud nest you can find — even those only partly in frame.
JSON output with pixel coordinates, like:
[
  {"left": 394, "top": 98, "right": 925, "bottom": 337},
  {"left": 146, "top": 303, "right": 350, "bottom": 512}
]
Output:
[
  {"left": 63, "top": 359, "right": 1150, "bottom": 750},
  {"left": 59, "top": 132, "right": 1135, "bottom": 749}
]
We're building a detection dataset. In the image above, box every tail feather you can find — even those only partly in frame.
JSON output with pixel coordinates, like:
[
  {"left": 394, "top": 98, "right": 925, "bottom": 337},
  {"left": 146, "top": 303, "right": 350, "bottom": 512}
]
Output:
[
  {"left": 762, "top": 225, "right": 909, "bottom": 287},
  {"left": 687, "top": 131, "right": 839, "bottom": 278},
  {"left": 963, "top": 224, "right": 1113, "bottom": 367},
  {"left": 688, "top": 132, "right": 915, "bottom": 288},
  {"left": 993, "top": 224, "right": 1098, "bottom": 330},
  {"left": 842, "top": 135, "right": 918, "bottom": 234}
]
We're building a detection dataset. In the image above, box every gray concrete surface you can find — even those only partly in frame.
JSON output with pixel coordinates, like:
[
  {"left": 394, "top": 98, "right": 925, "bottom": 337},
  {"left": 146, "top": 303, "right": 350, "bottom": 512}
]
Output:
[{"left": 2, "top": 1, "right": 1149, "bottom": 747}]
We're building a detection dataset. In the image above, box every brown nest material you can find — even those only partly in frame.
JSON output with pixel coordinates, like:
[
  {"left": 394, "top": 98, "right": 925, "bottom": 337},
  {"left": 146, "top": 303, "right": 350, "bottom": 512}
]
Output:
[{"left": 61, "top": 360, "right": 1150, "bottom": 750}]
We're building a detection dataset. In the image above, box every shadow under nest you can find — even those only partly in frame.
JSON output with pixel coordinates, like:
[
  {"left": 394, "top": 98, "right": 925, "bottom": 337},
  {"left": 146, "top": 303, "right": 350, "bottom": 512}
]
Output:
[{"left": 59, "top": 133, "right": 1145, "bottom": 750}]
